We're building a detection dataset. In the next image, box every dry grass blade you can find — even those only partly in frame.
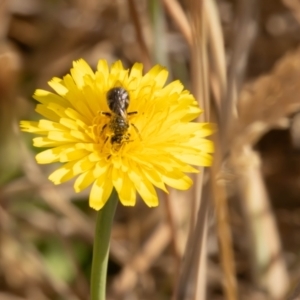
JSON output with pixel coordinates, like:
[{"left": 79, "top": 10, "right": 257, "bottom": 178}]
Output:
[
  {"left": 0, "top": 208, "right": 80, "bottom": 300},
  {"left": 282, "top": 0, "right": 300, "bottom": 24},
  {"left": 203, "top": 7, "right": 236, "bottom": 297},
  {"left": 199, "top": 0, "right": 238, "bottom": 299},
  {"left": 228, "top": 44, "right": 300, "bottom": 300},
  {"left": 233, "top": 146, "right": 289, "bottom": 299},
  {"left": 223, "top": 0, "right": 258, "bottom": 145},
  {"left": 149, "top": 0, "right": 171, "bottom": 70},
  {"left": 174, "top": 176, "right": 210, "bottom": 300},
  {"left": 173, "top": 1, "right": 210, "bottom": 300},
  {"left": 0, "top": 0, "right": 10, "bottom": 40},
  {"left": 288, "top": 280, "right": 300, "bottom": 300},
  {"left": 162, "top": 192, "right": 181, "bottom": 290},
  {"left": 210, "top": 121, "right": 238, "bottom": 300},
  {"left": 231, "top": 46, "right": 300, "bottom": 146},
  {"left": 204, "top": 0, "right": 227, "bottom": 112},
  {"left": 189, "top": 0, "right": 209, "bottom": 121},
  {"left": 109, "top": 222, "right": 171, "bottom": 299},
  {"left": 0, "top": 293, "right": 27, "bottom": 300},
  {"left": 127, "top": 0, "right": 152, "bottom": 70},
  {"left": 162, "top": 0, "right": 192, "bottom": 47},
  {"left": 18, "top": 138, "right": 94, "bottom": 241},
  {"left": 197, "top": 0, "right": 239, "bottom": 299}
]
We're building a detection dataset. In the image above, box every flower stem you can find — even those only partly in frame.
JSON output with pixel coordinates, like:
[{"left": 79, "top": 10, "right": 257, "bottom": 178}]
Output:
[{"left": 90, "top": 190, "right": 118, "bottom": 300}]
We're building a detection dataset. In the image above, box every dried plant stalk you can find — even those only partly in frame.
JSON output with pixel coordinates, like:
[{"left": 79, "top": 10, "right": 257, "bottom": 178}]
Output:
[
  {"left": 233, "top": 146, "right": 289, "bottom": 299},
  {"left": 127, "top": 0, "right": 152, "bottom": 70},
  {"left": 162, "top": 0, "right": 192, "bottom": 47},
  {"left": 211, "top": 135, "right": 238, "bottom": 300},
  {"left": 232, "top": 46, "right": 300, "bottom": 145},
  {"left": 174, "top": 0, "right": 238, "bottom": 299},
  {"left": 109, "top": 222, "right": 171, "bottom": 298},
  {"left": 229, "top": 45, "right": 300, "bottom": 299},
  {"left": 187, "top": 0, "right": 209, "bottom": 299},
  {"left": 205, "top": 0, "right": 238, "bottom": 299},
  {"left": 223, "top": 0, "right": 258, "bottom": 146}
]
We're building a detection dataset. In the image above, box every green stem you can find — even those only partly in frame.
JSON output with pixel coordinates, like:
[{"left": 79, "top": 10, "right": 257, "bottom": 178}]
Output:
[{"left": 90, "top": 190, "right": 118, "bottom": 300}]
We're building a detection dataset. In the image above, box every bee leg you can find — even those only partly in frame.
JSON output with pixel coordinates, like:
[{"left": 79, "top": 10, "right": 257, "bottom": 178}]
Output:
[
  {"left": 117, "top": 136, "right": 132, "bottom": 152},
  {"left": 101, "top": 124, "right": 107, "bottom": 132},
  {"left": 101, "top": 135, "right": 110, "bottom": 152},
  {"left": 124, "top": 133, "right": 131, "bottom": 142},
  {"left": 131, "top": 123, "right": 142, "bottom": 140},
  {"left": 102, "top": 112, "right": 111, "bottom": 117},
  {"left": 100, "top": 124, "right": 108, "bottom": 140},
  {"left": 128, "top": 111, "right": 137, "bottom": 116},
  {"left": 103, "top": 135, "right": 109, "bottom": 144}
]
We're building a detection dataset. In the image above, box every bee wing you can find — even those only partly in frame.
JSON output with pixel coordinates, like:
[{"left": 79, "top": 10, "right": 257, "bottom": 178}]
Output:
[
  {"left": 114, "top": 99, "right": 128, "bottom": 118},
  {"left": 119, "top": 109, "right": 127, "bottom": 119}
]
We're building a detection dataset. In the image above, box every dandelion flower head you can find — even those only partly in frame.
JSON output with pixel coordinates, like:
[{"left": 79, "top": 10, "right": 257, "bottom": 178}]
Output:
[{"left": 20, "top": 59, "right": 214, "bottom": 210}]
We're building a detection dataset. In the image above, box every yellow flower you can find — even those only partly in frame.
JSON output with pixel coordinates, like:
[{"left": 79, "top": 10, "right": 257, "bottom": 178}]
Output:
[{"left": 20, "top": 59, "right": 214, "bottom": 210}]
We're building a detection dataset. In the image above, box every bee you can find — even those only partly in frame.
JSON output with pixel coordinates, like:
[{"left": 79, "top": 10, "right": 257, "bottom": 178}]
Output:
[{"left": 102, "top": 87, "right": 137, "bottom": 150}]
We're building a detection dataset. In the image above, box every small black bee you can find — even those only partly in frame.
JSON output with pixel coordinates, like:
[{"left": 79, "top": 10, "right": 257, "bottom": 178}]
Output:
[{"left": 102, "top": 87, "right": 137, "bottom": 149}]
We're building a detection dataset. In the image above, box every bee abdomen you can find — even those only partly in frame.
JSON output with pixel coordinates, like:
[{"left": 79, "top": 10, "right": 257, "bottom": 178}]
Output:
[
  {"left": 109, "top": 115, "right": 129, "bottom": 145},
  {"left": 111, "top": 134, "right": 125, "bottom": 144}
]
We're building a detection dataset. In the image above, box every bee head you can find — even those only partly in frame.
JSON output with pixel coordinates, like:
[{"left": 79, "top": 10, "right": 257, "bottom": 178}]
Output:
[{"left": 106, "top": 87, "right": 129, "bottom": 113}]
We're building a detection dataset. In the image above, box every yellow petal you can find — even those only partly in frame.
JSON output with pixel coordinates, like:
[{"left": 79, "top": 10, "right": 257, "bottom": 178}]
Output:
[
  {"left": 38, "top": 120, "right": 66, "bottom": 131},
  {"left": 20, "top": 121, "right": 47, "bottom": 134},
  {"left": 89, "top": 167, "right": 113, "bottom": 210},
  {"left": 65, "top": 107, "right": 90, "bottom": 125},
  {"left": 48, "top": 77, "right": 68, "bottom": 96},
  {"left": 93, "top": 161, "right": 110, "bottom": 178},
  {"left": 118, "top": 173, "right": 136, "bottom": 206},
  {"left": 62, "top": 75, "right": 94, "bottom": 120},
  {"left": 192, "top": 123, "right": 216, "bottom": 138},
  {"left": 112, "top": 167, "right": 136, "bottom": 206},
  {"left": 33, "top": 89, "right": 69, "bottom": 107},
  {"left": 33, "top": 137, "right": 66, "bottom": 147},
  {"left": 161, "top": 80, "right": 183, "bottom": 96},
  {"left": 48, "top": 161, "right": 77, "bottom": 184},
  {"left": 73, "top": 155, "right": 95, "bottom": 174},
  {"left": 143, "top": 65, "right": 168, "bottom": 89},
  {"left": 97, "top": 59, "right": 109, "bottom": 79},
  {"left": 47, "top": 131, "right": 83, "bottom": 142},
  {"left": 36, "top": 146, "right": 71, "bottom": 164},
  {"left": 71, "top": 59, "right": 95, "bottom": 88},
  {"left": 141, "top": 166, "right": 168, "bottom": 193},
  {"left": 74, "top": 169, "right": 95, "bottom": 192},
  {"left": 170, "top": 152, "right": 211, "bottom": 167},
  {"left": 59, "top": 118, "right": 79, "bottom": 130},
  {"left": 45, "top": 102, "right": 69, "bottom": 118},
  {"left": 160, "top": 169, "right": 193, "bottom": 190},
  {"left": 35, "top": 104, "right": 60, "bottom": 122},
  {"left": 59, "top": 148, "right": 90, "bottom": 162},
  {"left": 128, "top": 63, "right": 143, "bottom": 89},
  {"left": 128, "top": 164, "right": 158, "bottom": 207},
  {"left": 194, "top": 140, "right": 215, "bottom": 153}
]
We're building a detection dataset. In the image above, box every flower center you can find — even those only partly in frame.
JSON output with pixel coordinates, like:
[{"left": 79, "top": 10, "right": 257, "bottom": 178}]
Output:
[{"left": 90, "top": 87, "right": 140, "bottom": 157}]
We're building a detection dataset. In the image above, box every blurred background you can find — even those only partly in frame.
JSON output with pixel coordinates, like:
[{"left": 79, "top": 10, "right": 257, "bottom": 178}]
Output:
[{"left": 1, "top": 0, "right": 300, "bottom": 299}]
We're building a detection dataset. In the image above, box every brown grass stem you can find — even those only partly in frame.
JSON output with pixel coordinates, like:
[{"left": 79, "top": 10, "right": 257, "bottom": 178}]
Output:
[
  {"left": 163, "top": 192, "right": 181, "bottom": 293},
  {"left": 162, "top": 0, "right": 192, "bottom": 47},
  {"left": 127, "top": 0, "right": 152, "bottom": 71},
  {"left": 210, "top": 136, "right": 238, "bottom": 300},
  {"left": 222, "top": 0, "right": 258, "bottom": 148}
]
